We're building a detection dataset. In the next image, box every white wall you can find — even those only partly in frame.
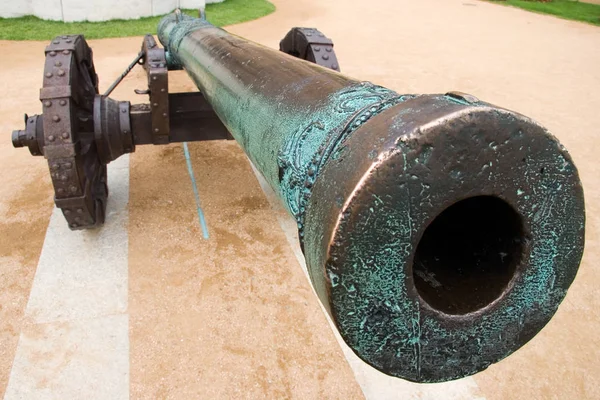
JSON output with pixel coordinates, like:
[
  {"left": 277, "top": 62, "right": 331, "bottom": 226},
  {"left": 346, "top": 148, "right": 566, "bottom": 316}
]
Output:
[{"left": 0, "top": 0, "right": 225, "bottom": 22}]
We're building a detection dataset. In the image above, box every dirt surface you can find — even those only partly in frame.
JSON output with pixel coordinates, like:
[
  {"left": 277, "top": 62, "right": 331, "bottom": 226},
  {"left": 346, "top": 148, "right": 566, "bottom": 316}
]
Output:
[{"left": 1, "top": 0, "right": 599, "bottom": 398}]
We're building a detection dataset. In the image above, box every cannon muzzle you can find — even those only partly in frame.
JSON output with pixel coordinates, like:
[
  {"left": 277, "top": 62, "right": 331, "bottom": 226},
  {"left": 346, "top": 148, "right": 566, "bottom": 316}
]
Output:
[{"left": 157, "top": 12, "right": 585, "bottom": 382}]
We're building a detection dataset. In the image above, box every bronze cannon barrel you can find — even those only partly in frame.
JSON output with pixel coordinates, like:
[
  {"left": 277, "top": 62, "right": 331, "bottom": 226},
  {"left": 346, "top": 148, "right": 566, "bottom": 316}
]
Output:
[{"left": 158, "top": 12, "right": 585, "bottom": 382}]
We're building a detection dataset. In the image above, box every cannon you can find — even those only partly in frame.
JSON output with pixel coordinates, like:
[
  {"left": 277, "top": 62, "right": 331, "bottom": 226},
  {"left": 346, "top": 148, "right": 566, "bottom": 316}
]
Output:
[{"left": 12, "top": 10, "right": 585, "bottom": 383}]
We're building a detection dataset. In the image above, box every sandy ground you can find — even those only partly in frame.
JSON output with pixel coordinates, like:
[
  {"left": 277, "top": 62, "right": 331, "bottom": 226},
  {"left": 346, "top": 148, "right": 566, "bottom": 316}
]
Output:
[{"left": 1, "top": 0, "right": 599, "bottom": 398}]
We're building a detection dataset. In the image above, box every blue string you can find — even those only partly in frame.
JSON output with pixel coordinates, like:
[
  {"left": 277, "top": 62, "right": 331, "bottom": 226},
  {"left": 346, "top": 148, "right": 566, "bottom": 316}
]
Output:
[{"left": 183, "top": 142, "right": 209, "bottom": 239}]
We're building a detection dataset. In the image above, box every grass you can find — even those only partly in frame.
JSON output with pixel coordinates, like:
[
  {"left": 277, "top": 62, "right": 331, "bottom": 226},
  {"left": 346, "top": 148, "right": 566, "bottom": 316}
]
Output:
[
  {"left": 489, "top": 0, "right": 600, "bottom": 26},
  {"left": 0, "top": 0, "right": 276, "bottom": 40}
]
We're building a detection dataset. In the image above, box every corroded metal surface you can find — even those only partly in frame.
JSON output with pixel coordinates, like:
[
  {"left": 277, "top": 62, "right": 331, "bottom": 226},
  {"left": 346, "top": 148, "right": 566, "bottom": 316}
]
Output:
[
  {"left": 157, "top": 12, "right": 585, "bottom": 382},
  {"left": 33, "top": 35, "right": 108, "bottom": 229}
]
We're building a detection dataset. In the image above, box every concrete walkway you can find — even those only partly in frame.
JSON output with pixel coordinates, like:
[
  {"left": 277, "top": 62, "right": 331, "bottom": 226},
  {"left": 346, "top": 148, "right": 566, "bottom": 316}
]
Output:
[{"left": 0, "top": 0, "right": 599, "bottom": 398}]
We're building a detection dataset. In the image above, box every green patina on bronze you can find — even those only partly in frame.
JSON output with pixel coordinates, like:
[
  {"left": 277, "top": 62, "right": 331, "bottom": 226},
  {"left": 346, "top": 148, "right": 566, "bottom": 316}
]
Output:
[
  {"left": 157, "top": 13, "right": 409, "bottom": 228},
  {"left": 158, "top": 12, "right": 585, "bottom": 382}
]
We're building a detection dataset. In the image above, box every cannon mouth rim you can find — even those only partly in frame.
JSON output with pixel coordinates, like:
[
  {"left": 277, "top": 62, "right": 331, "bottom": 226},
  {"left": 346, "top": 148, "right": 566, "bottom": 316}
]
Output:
[{"left": 303, "top": 95, "right": 585, "bottom": 382}]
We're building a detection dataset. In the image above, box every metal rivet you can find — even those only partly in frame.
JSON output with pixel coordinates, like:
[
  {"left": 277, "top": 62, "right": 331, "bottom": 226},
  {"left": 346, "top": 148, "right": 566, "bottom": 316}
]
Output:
[
  {"left": 304, "top": 181, "right": 312, "bottom": 188},
  {"left": 160, "top": 88, "right": 165, "bottom": 92},
  {"left": 55, "top": 61, "right": 62, "bottom": 67},
  {"left": 44, "top": 101, "right": 52, "bottom": 107},
  {"left": 64, "top": 209, "right": 71, "bottom": 215},
  {"left": 122, "top": 130, "right": 128, "bottom": 134},
  {"left": 152, "top": 76, "right": 157, "bottom": 81},
  {"left": 154, "top": 128, "right": 159, "bottom": 133},
  {"left": 153, "top": 103, "right": 158, "bottom": 107},
  {"left": 162, "top": 113, "right": 167, "bottom": 117},
  {"left": 51, "top": 163, "right": 60, "bottom": 170},
  {"left": 64, "top": 162, "right": 72, "bottom": 168},
  {"left": 66, "top": 39, "right": 72, "bottom": 43},
  {"left": 76, "top": 208, "right": 83, "bottom": 214},
  {"left": 62, "top": 36, "right": 68, "bottom": 39},
  {"left": 57, "top": 69, "right": 65, "bottom": 76},
  {"left": 48, "top": 135, "right": 55, "bottom": 141},
  {"left": 306, "top": 33, "right": 312, "bottom": 36},
  {"left": 332, "top": 64, "right": 338, "bottom": 70},
  {"left": 49, "top": 51, "right": 57, "bottom": 56},
  {"left": 57, "top": 188, "right": 64, "bottom": 194},
  {"left": 322, "top": 54, "right": 329, "bottom": 60},
  {"left": 70, "top": 185, "right": 77, "bottom": 193},
  {"left": 121, "top": 108, "right": 127, "bottom": 113},
  {"left": 60, "top": 175, "right": 68, "bottom": 181},
  {"left": 45, "top": 72, "right": 53, "bottom": 78},
  {"left": 61, "top": 132, "right": 69, "bottom": 139},
  {"left": 59, "top": 99, "right": 67, "bottom": 106},
  {"left": 63, "top": 50, "right": 70, "bottom": 55},
  {"left": 70, "top": 223, "right": 78, "bottom": 228},
  {"left": 326, "top": 47, "right": 332, "bottom": 52},
  {"left": 308, "top": 168, "right": 315, "bottom": 176},
  {"left": 52, "top": 115, "right": 60, "bottom": 122},
  {"left": 53, "top": 40, "right": 59, "bottom": 44}
]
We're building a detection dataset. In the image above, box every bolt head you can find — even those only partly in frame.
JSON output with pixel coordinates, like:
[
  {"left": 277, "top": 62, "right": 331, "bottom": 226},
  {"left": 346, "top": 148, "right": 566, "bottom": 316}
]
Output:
[
  {"left": 61, "top": 132, "right": 69, "bottom": 139},
  {"left": 47, "top": 135, "right": 55, "bottom": 141},
  {"left": 53, "top": 40, "right": 59, "bottom": 44},
  {"left": 322, "top": 54, "right": 329, "bottom": 61},
  {"left": 52, "top": 115, "right": 60, "bottom": 122},
  {"left": 64, "top": 209, "right": 71, "bottom": 215},
  {"left": 55, "top": 61, "right": 62, "bottom": 67},
  {"left": 62, "top": 50, "right": 70, "bottom": 55},
  {"left": 70, "top": 186, "right": 77, "bottom": 193},
  {"left": 45, "top": 72, "right": 53, "bottom": 78},
  {"left": 59, "top": 100, "right": 67, "bottom": 106},
  {"left": 49, "top": 51, "right": 57, "bottom": 56},
  {"left": 57, "top": 69, "right": 65, "bottom": 76},
  {"left": 77, "top": 208, "right": 83, "bottom": 214},
  {"left": 44, "top": 101, "right": 52, "bottom": 107}
]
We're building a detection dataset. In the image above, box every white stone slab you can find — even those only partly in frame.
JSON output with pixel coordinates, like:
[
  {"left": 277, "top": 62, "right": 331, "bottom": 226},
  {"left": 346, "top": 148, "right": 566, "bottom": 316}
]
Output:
[
  {"left": 4, "top": 156, "right": 130, "bottom": 400},
  {"left": 4, "top": 314, "right": 129, "bottom": 400},
  {"left": 23, "top": 156, "right": 129, "bottom": 324}
]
